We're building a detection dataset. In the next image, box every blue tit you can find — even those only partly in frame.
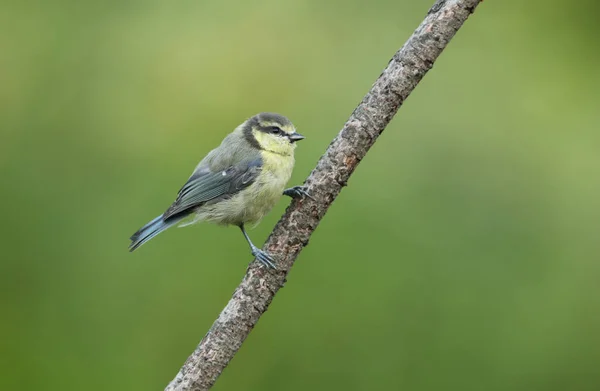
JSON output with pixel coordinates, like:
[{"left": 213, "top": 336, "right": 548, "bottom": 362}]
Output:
[{"left": 129, "top": 112, "right": 308, "bottom": 268}]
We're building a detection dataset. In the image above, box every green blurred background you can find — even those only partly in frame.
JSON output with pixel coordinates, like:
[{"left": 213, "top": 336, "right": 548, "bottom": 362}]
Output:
[{"left": 2, "top": 0, "right": 599, "bottom": 390}]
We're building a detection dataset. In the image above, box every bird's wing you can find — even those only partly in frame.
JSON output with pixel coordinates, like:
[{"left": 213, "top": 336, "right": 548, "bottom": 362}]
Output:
[{"left": 162, "top": 157, "right": 262, "bottom": 221}]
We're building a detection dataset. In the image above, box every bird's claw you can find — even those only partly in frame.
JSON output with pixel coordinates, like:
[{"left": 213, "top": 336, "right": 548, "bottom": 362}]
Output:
[
  {"left": 251, "top": 247, "right": 277, "bottom": 269},
  {"left": 283, "top": 186, "right": 314, "bottom": 200}
]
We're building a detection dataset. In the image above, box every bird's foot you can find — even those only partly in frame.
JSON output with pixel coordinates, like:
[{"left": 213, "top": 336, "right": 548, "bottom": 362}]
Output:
[
  {"left": 283, "top": 186, "right": 313, "bottom": 200},
  {"left": 251, "top": 246, "right": 276, "bottom": 269}
]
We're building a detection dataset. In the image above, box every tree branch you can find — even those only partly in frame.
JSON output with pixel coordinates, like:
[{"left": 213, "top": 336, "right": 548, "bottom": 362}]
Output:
[{"left": 165, "top": 1, "right": 483, "bottom": 389}]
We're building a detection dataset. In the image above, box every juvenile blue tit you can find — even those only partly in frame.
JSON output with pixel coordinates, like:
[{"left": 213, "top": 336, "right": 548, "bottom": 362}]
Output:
[{"left": 129, "top": 112, "right": 308, "bottom": 268}]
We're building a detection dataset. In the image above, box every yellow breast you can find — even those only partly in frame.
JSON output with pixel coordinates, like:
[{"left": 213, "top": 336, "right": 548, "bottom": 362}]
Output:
[
  {"left": 195, "top": 151, "right": 295, "bottom": 226},
  {"left": 243, "top": 151, "right": 295, "bottom": 224}
]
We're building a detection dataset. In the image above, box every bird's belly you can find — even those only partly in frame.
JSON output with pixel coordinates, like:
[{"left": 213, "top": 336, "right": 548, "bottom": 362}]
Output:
[{"left": 196, "top": 154, "right": 294, "bottom": 226}]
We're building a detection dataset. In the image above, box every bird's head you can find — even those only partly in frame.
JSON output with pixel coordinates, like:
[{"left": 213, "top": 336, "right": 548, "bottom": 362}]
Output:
[{"left": 243, "top": 112, "right": 304, "bottom": 156}]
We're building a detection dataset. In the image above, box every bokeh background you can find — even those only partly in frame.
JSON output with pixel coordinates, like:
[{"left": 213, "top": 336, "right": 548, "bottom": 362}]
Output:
[{"left": 2, "top": 0, "right": 599, "bottom": 390}]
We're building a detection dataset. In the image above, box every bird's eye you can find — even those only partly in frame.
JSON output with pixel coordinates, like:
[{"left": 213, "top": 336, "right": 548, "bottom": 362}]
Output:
[{"left": 269, "top": 126, "right": 282, "bottom": 135}]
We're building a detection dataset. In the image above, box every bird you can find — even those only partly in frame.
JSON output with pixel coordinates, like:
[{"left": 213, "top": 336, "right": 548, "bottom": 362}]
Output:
[{"left": 129, "top": 112, "right": 309, "bottom": 268}]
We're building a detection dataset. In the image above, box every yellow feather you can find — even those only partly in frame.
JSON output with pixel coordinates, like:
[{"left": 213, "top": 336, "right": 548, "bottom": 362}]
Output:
[
  {"left": 191, "top": 149, "right": 294, "bottom": 226},
  {"left": 252, "top": 129, "right": 297, "bottom": 156}
]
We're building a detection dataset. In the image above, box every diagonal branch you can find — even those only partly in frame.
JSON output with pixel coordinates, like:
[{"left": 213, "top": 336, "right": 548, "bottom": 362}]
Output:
[{"left": 165, "top": 1, "right": 483, "bottom": 389}]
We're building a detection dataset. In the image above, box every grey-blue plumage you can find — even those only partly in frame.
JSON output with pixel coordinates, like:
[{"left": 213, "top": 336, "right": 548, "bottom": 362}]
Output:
[
  {"left": 128, "top": 155, "right": 262, "bottom": 251},
  {"left": 129, "top": 215, "right": 184, "bottom": 252}
]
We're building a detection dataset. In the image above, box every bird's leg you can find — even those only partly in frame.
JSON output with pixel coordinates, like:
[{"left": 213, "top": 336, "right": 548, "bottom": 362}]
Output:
[
  {"left": 239, "top": 224, "right": 276, "bottom": 269},
  {"left": 283, "top": 185, "right": 313, "bottom": 200}
]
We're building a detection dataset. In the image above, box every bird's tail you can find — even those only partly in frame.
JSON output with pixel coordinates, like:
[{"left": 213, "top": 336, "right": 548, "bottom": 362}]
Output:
[{"left": 129, "top": 215, "right": 182, "bottom": 252}]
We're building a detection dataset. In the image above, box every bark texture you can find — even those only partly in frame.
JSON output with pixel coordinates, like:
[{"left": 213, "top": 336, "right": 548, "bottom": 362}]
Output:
[{"left": 165, "top": 1, "right": 483, "bottom": 389}]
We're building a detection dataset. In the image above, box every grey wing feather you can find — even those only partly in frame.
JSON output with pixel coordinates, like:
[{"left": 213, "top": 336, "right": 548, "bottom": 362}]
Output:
[{"left": 162, "top": 157, "right": 262, "bottom": 220}]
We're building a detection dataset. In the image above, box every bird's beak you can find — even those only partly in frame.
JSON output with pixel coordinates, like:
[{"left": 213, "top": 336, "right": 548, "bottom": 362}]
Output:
[{"left": 288, "top": 132, "right": 305, "bottom": 142}]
